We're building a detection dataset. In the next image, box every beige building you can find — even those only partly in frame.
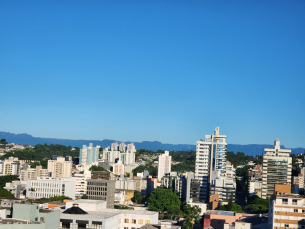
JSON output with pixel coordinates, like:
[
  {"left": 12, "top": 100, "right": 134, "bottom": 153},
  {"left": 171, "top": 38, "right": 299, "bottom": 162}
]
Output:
[
  {"left": 20, "top": 165, "right": 49, "bottom": 181},
  {"left": 262, "top": 139, "right": 292, "bottom": 199},
  {"left": 48, "top": 156, "right": 72, "bottom": 178},
  {"left": 269, "top": 184, "right": 305, "bottom": 229}
]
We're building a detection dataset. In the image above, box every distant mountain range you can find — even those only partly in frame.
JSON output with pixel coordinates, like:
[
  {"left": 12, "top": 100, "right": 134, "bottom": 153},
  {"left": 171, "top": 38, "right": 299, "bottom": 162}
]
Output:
[{"left": 0, "top": 131, "right": 304, "bottom": 156}]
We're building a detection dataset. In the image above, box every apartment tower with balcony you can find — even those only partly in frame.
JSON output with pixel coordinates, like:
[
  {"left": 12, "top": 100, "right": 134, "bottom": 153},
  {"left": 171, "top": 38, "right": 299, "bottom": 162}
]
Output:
[{"left": 262, "top": 139, "right": 292, "bottom": 199}]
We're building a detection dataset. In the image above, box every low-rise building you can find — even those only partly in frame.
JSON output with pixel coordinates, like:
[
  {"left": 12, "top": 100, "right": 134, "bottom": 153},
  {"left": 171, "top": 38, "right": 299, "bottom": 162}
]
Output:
[
  {"left": 0, "top": 202, "right": 60, "bottom": 229},
  {"left": 58, "top": 199, "right": 158, "bottom": 229},
  {"left": 4, "top": 180, "right": 26, "bottom": 198},
  {"left": 26, "top": 177, "right": 76, "bottom": 199}
]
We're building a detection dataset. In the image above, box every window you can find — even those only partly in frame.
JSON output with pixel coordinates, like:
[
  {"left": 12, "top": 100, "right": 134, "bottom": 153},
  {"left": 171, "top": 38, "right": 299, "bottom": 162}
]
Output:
[
  {"left": 124, "top": 228, "right": 128, "bottom": 229},
  {"left": 294, "top": 209, "right": 298, "bottom": 212},
  {"left": 282, "top": 199, "right": 288, "bottom": 204},
  {"left": 138, "top": 220, "right": 143, "bottom": 224},
  {"left": 302, "top": 210, "right": 305, "bottom": 213},
  {"left": 284, "top": 224, "right": 289, "bottom": 228},
  {"left": 145, "top": 220, "right": 150, "bottom": 224},
  {"left": 40, "top": 217, "right": 45, "bottom": 222},
  {"left": 35, "top": 217, "right": 38, "bottom": 221},
  {"left": 124, "top": 219, "right": 129, "bottom": 223},
  {"left": 293, "top": 199, "right": 298, "bottom": 205},
  {"left": 132, "top": 219, "right": 136, "bottom": 224}
]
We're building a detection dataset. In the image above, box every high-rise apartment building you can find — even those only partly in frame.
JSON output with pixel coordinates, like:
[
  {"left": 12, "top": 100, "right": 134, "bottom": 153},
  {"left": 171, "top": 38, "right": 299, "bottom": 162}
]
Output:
[
  {"left": 262, "top": 139, "right": 292, "bottom": 199},
  {"left": 79, "top": 143, "right": 99, "bottom": 166},
  {"left": 195, "top": 127, "right": 228, "bottom": 202},
  {"left": 0, "top": 157, "right": 20, "bottom": 176},
  {"left": 48, "top": 156, "right": 72, "bottom": 178},
  {"left": 157, "top": 150, "right": 172, "bottom": 180},
  {"left": 103, "top": 142, "right": 136, "bottom": 165}
]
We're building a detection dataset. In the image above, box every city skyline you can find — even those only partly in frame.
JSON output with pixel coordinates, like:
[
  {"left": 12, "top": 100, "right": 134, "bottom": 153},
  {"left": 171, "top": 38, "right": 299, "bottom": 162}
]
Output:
[{"left": 1, "top": 1, "right": 304, "bottom": 148}]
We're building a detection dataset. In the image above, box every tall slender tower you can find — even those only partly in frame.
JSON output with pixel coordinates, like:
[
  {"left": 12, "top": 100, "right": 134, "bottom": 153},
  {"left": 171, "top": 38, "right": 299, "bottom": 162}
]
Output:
[
  {"left": 158, "top": 150, "right": 172, "bottom": 180},
  {"left": 195, "top": 127, "right": 227, "bottom": 202}
]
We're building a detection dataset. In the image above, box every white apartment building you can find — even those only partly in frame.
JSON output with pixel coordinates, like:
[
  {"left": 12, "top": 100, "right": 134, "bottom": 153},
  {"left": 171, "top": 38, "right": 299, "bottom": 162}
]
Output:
[
  {"left": 72, "top": 170, "right": 91, "bottom": 198},
  {"left": 0, "top": 157, "right": 20, "bottom": 176},
  {"left": 248, "top": 181, "right": 262, "bottom": 197},
  {"left": 262, "top": 139, "right": 292, "bottom": 199},
  {"left": 269, "top": 186, "right": 305, "bottom": 229},
  {"left": 26, "top": 177, "right": 76, "bottom": 199},
  {"left": 195, "top": 127, "right": 229, "bottom": 202},
  {"left": 103, "top": 142, "right": 136, "bottom": 165},
  {"left": 48, "top": 157, "right": 72, "bottom": 178},
  {"left": 20, "top": 165, "right": 49, "bottom": 181},
  {"left": 157, "top": 150, "right": 172, "bottom": 180}
]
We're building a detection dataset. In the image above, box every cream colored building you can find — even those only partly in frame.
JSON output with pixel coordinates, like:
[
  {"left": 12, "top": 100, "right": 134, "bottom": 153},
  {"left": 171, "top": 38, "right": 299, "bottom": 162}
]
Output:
[
  {"left": 20, "top": 165, "right": 49, "bottom": 181},
  {"left": 0, "top": 157, "right": 20, "bottom": 176},
  {"left": 262, "top": 139, "right": 292, "bottom": 199},
  {"left": 269, "top": 185, "right": 305, "bottom": 229},
  {"left": 48, "top": 156, "right": 72, "bottom": 178}
]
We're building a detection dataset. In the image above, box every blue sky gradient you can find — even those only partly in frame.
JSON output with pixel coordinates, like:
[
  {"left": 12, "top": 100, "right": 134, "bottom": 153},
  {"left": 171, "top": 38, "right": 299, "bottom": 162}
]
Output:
[{"left": 1, "top": 1, "right": 304, "bottom": 148}]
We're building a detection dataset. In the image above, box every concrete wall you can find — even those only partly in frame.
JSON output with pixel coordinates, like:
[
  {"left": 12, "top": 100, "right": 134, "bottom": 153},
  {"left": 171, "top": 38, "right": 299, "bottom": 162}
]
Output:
[
  {"left": 13, "top": 203, "right": 40, "bottom": 222},
  {"left": 39, "top": 209, "right": 60, "bottom": 229}
]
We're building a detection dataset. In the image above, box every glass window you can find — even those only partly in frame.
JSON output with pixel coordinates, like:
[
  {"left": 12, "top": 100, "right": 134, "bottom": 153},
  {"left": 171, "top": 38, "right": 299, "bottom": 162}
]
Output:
[
  {"left": 145, "top": 220, "right": 150, "bottom": 224},
  {"left": 124, "top": 219, "right": 129, "bottom": 223},
  {"left": 294, "top": 209, "right": 298, "bottom": 212},
  {"left": 132, "top": 219, "right": 136, "bottom": 224},
  {"left": 282, "top": 199, "right": 288, "bottom": 204},
  {"left": 138, "top": 220, "right": 143, "bottom": 224}
]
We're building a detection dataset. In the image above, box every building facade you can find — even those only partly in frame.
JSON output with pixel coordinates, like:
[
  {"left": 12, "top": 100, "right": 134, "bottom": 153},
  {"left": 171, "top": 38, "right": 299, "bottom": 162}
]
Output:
[
  {"left": 79, "top": 143, "right": 99, "bottom": 166},
  {"left": 262, "top": 139, "right": 292, "bottom": 199},
  {"left": 0, "top": 157, "right": 20, "bottom": 176},
  {"left": 195, "top": 127, "right": 231, "bottom": 203},
  {"left": 157, "top": 150, "right": 172, "bottom": 180},
  {"left": 269, "top": 184, "right": 305, "bottom": 229},
  {"left": 86, "top": 179, "right": 115, "bottom": 208},
  {"left": 26, "top": 177, "right": 76, "bottom": 199},
  {"left": 48, "top": 157, "right": 72, "bottom": 178}
]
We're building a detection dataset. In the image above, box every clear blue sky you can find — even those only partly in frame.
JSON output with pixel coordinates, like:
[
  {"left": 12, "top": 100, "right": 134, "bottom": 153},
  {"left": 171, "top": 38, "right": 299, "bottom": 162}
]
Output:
[{"left": 1, "top": 1, "right": 304, "bottom": 148}]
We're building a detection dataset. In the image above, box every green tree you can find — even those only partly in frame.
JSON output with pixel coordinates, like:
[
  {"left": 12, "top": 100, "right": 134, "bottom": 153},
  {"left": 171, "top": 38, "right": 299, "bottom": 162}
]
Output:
[
  {"left": 0, "top": 187, "right": 15, "bottom": 198},
  {"left": 148, "top": 188, "right": 181, "bottom": 212},
  {"left": 81, "top": 194, "right": 87, "bottom": 199},
  {"left": 89, "top": 165, "right": 108, "bottom": 172},
  {"left": 227, "top": 193, "right": 233, "bottom": 211},
  {"left": 182, "top": 204, "right": 201, "bottom": 229},
  {"left": 167, "top": 205, "right": 182, "bottom": 220},
  {"left": 0, "top": 139, "right": 8, "bottom": 145},
  {"left": 131, "top": 190, "right": 142, "bottom": 204}
]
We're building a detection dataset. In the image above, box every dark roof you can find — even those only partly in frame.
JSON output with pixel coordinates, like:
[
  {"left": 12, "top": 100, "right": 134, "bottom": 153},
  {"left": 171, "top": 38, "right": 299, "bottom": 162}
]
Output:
[{"left": 62, "top": 205, "right": 88, "bottom": 215}]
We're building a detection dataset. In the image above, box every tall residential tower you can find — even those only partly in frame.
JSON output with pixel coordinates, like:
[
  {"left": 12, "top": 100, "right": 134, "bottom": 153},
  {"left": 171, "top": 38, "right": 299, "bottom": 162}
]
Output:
[{"left": 262, "top": 139, "right": 292, "bottom": 199}]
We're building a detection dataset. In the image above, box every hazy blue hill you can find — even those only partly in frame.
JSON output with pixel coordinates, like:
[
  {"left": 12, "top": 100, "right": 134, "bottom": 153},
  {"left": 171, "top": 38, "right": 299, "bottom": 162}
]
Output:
[{"left": 0, "top": 131, "right": 303, "bottom": 156}]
